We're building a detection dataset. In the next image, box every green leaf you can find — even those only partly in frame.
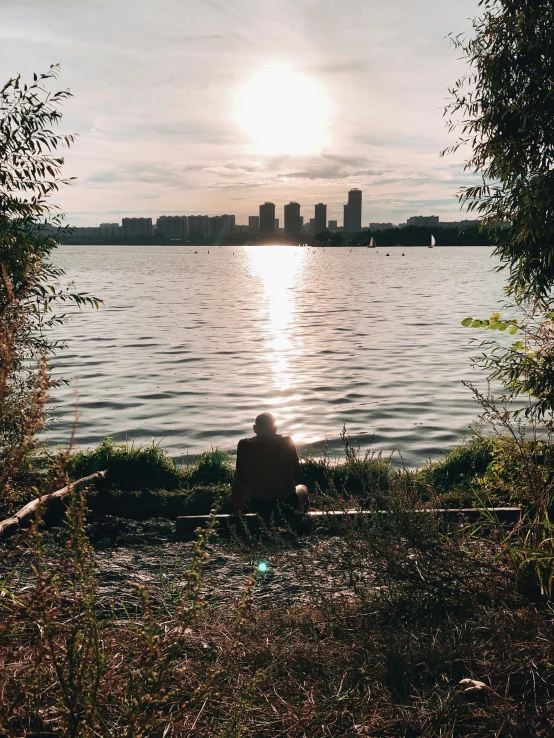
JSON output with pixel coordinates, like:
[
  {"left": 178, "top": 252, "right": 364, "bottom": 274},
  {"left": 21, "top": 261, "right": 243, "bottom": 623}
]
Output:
[
  {"left": 461, "top": 317, "right": 473, "bottom": 327},
  {"left": 471, "top": 319, "right": 483, "bottom": 328},
  {"left": 508, "top": 325, "right": 518, "bottom": 335}
]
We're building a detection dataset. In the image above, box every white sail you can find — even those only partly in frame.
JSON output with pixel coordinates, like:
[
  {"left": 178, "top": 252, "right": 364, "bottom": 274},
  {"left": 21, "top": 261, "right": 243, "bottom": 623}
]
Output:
[
  {"left": 369, "top": 237, "right": 376, "bottom": 248},
  {"left": 430, "top": 234, "right": 436, "bottom": 247}
]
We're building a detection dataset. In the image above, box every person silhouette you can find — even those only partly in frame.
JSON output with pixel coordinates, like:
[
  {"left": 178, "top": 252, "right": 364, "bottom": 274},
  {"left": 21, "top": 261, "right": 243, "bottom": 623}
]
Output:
[{"left": 232, "top": 412, "right": 308, "bottom": 517}]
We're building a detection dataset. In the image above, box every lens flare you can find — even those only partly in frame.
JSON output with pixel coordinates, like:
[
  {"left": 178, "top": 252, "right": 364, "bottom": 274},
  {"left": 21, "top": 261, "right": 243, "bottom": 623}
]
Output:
[{"left": 257, "top": 561, "right": 269, "bottom": 574}]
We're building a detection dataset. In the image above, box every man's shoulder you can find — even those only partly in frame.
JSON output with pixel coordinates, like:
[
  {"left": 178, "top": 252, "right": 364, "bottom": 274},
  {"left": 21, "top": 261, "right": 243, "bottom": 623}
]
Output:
[
  {"left": 237, "top": 436, "right": 255, "bottom": 451},
  {"left": 237, "top": 434, "right": 295, "bottom": 448}
]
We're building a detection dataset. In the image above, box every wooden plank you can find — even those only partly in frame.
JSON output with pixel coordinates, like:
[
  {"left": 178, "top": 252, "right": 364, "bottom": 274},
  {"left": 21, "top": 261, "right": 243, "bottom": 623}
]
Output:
[{"left": 175, "top": 507, "right": 522, "bottom": 534}]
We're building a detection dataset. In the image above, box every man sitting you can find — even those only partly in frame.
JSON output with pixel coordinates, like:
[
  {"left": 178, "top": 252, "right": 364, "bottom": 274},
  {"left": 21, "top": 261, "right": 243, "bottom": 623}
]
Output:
[{"left": 232, "top": 412, "right": 308, "bottom": 517}]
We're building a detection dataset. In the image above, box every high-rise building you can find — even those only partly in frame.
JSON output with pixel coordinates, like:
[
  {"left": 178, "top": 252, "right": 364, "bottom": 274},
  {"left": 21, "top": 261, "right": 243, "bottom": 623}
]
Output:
[
  {"left": 70, "top": 226, "right": 99, "bottom": 241},
  {"left": 156, "top": 216, "right": 188, "bottom": 239},
  {"left": 314, "top": 203, "right": 327, "bottom": 234},
  {"left": 208, "top": 214, "right": 235, "bottom": 242},
  {"left": 99, "top": 223, "right": 120, "bottom": 239},
  {"left": 284, "top": 202, "right": 301, "bottom": 239},
  {"left": 369, "top": 222, "right": 394, "bottom": 231},
  {"left": 259, "top": 202, "right": 276, "bottom": 236},
  {"left": 328, "top": 220, "right": 338, "bottom": 230},
  {"left": 187, "top": 215, "right": 210, "bottom": 238},
  {"left": 407, "top": 215, "right": 439, "bottom": 227},
  {"left": 122, "top": 217, "right": 153, "bottom": 239},
  {"left": 343, "top": 189, "right": 362, "bottom": 232},
  {"left": 248, "top": 215, "right": 260, "bottom": 234}
]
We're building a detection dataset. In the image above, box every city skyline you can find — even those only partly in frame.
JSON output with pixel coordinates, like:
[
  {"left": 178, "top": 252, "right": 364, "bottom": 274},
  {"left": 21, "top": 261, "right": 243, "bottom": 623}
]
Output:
[
  {"left": 67, "top": 188, "right": 467, "bottom": 232},
  {"left": 2, "top": 0, "right": 482, "bottom": 227}
]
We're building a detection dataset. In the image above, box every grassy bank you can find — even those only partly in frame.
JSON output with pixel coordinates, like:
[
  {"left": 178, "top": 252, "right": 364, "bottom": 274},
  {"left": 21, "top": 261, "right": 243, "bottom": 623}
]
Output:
[
  {"left": 1, "top": 431, "right": 549, "bottom": 523},
  {"left": 57, "top": 432, "right": 554, "bottom": 517}
]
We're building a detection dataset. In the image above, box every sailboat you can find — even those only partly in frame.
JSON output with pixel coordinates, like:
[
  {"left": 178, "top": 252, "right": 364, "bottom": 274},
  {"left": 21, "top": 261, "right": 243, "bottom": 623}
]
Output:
[
  {"left": 429, "top": 234, "right": 435, "bottom": 248},
  {"left": 368, "top": 236, "right": 376, "bottom": 248}
]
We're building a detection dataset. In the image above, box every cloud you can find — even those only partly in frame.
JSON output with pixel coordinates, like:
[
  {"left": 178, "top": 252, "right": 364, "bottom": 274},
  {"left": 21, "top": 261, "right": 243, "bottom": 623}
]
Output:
[
  {"left": 1, "top": 0, "right": 480, "bottom": 223},
  {"left": 87, "top": 163, "right": 205, "bottom": 187}
]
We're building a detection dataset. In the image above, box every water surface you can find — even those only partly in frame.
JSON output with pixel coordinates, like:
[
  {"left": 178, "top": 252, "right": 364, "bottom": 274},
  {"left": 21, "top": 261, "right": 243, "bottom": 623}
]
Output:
[{"left": 47, "top": 245, "right": 506, "bottom": 466}]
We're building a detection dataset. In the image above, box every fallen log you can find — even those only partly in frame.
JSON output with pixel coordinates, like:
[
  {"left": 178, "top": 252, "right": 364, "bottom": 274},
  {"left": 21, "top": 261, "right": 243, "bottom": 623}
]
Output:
[
  {"left": 175, "top": 507, "right": 522, "bottom": 535},
  {"left": 0, "top": 470, "right": 108, "bottom": 539}
]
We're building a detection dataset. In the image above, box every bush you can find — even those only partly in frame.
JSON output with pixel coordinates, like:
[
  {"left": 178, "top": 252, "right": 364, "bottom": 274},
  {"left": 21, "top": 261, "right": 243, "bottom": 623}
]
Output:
[
  {"left": 67, "top": 438, "right": 186, "bottom": 491},
  {"left": 416, "top": 435, "right": 497, "bottom": 504},
  {"left": 185, "top": 448, "right": 233, "bottom": 486}
]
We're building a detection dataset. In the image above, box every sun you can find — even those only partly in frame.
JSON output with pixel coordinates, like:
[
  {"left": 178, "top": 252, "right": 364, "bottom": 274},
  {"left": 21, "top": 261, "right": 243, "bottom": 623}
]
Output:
[{"left": 236, "top": 67, "right": 329, "bottom": 155}]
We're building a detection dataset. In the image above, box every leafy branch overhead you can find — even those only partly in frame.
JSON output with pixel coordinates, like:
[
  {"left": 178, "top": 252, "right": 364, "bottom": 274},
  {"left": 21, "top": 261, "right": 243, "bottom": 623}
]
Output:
[
  {"left": 443, "top": 0, "right": 554, "bottom": 303},
  {"left": 461, "top": 309, "right": 554, "bottom": 421},
  {"left": 444, "top": 2, "right": 554, "bottom": 423},
  {"left": 461, "top": 313, "right": 518, "bottom": 334},
  {"left": 0, "top": 65, "right": 101, "bottom": 357}
]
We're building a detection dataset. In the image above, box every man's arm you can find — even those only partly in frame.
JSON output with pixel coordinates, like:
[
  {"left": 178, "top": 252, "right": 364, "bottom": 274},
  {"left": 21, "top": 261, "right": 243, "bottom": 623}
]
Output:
[{"left": 232, "top": 440, "right": 249, "bottom": 513}]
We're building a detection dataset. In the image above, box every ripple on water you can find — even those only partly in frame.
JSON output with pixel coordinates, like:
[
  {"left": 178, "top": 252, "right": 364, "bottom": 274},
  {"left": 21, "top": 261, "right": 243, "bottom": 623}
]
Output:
[{"left": 45, "top": 245, "right": 508, "bottom": 467}]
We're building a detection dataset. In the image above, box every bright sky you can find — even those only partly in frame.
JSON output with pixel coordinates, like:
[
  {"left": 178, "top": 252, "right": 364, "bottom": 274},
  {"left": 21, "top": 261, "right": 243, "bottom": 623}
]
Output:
[{"left": 2, "top": 0, "right": 480, "bottom": 226}]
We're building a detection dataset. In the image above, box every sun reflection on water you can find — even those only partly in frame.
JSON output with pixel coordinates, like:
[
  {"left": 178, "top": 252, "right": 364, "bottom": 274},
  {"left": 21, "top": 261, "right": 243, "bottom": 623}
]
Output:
[{"left": 245, "top": 246, "right": 308, "bottom": 435}]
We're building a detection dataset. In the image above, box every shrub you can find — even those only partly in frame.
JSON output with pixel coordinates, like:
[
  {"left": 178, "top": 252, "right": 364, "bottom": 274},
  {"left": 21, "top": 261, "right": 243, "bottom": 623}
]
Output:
[
  {"left": 67, "top": 438, "right": 186, "bottom": 491},
  {"left": 185, "top": 448, "right": 233, "bottom": 486},
  {"left": 416, "top": 435, "right": 496, "bottom": 504}
]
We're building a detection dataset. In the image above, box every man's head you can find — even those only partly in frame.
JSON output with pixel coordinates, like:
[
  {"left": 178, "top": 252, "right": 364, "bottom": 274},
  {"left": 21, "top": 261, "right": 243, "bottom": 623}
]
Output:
[{"left": 253, "top": 412, "right": 277, "bottom": 436}]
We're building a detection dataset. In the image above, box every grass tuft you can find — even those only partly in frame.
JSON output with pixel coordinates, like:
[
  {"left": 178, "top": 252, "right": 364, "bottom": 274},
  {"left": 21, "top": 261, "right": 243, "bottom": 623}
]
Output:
[{"left": 67, "top": 437, "right": 186, "bottom": 491}]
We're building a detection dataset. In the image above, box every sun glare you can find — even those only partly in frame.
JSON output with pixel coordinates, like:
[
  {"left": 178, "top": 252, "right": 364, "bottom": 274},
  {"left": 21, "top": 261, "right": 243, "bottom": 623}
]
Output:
[
  {"left": 236, "top": 68, "right": 329, "bottom": 155},
  {"left": 245, "top": 245, "right": 307, "bottom": 393}
]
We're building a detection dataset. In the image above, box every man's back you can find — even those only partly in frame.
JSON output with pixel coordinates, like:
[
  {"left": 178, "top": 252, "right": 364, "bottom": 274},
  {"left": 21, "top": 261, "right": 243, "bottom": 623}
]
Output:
[{"left": 235, "top": 433, "right": 301, "bottom": 501}]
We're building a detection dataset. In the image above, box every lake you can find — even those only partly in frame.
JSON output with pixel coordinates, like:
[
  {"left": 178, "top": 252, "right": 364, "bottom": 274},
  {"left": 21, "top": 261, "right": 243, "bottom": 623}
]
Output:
[{"left": 47, "top": 245, "right": 507, "bottom": 467}]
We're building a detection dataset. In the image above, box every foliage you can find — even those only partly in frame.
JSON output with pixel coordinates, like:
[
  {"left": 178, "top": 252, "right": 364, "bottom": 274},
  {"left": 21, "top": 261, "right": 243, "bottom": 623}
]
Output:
[
  {"left": 417, "top": 434, "right": 496, "bottom": 501},
  {"left": 447, "top": 3, "right": 554, "bottom": 422},
  {"left": 443, "top": 0, "right": 554, "bottom": 303},
  {"left": 461, "top": 305, "right": 554, "bottom": 421},
  {"left": 187, "top": 447, "right": 233, "bottom": 486},
  {"left": 68, "top": 438, "right": 187, "bottom": 491},
  {"left": 0, "top": 65, "right": 100, "bottom": 361},
  {"left": 0, "top": 66, "right": 100, "bottom": 503},
  {"left": 462, "top": 385, "right": 554, "bottom": 599}
]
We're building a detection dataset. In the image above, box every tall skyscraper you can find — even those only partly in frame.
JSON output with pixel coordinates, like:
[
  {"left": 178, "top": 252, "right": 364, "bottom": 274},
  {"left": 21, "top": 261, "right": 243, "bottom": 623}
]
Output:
[
  {"left": 314, "top": 203, "right": 327, "bottom": 234},
  {"left": 248, "top": 215, "right": 260, "bottom": 234},
  {"left": 259, "top": 202, "right": 276, "bottom": 236},
  {"left": 284, "top": 202, "right": 301, "bottom": 239},
  {"left": 343, "top": 189, "right": 362, "bottom": 232}
]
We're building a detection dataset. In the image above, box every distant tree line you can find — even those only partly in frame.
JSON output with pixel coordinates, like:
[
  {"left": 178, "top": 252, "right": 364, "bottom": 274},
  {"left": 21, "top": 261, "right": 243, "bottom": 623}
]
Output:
[
  {"left": 316, "top": 224, "right": 494, "bottom": 247},
  {"left": 64, "top": 224, "right": 494, "bottom": 247}
]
